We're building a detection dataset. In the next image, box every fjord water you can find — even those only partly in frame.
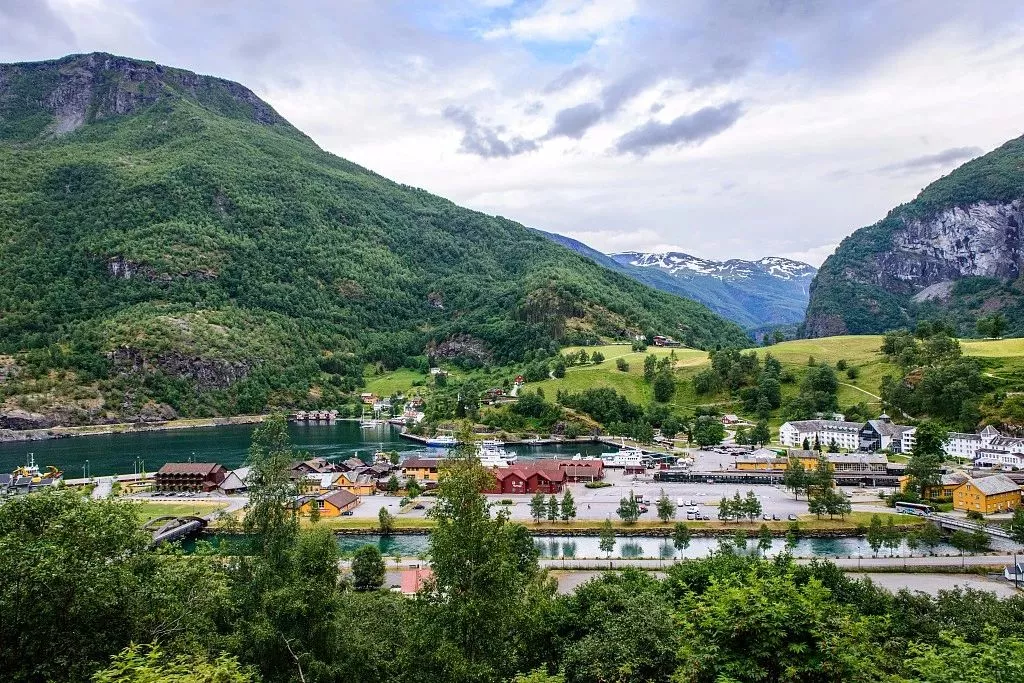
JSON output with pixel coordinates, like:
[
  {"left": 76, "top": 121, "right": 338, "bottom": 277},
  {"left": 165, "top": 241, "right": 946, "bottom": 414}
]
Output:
[{"left": 0, "top": 421, "right": 609, "bottom": 477}]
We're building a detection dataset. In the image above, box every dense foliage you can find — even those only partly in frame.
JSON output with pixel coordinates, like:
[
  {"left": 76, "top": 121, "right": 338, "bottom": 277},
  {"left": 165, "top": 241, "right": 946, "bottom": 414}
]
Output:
[{"left": 0, "top": 54, "right": 747, "bottom": 423}]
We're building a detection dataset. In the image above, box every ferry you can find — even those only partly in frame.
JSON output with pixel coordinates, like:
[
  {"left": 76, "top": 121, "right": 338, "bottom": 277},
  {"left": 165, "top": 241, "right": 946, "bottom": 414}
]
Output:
[
  {"left": 12, "top": 453, "right": 62, "bottom": 482},
  {"left": 478, "top": 440, "right": 516, "bottom": 465},
  {"left": 425, "top": 434, "right": 458, "bottom": 447},
  {"left": 602, "top": 447, "right": 647, "bottom": 468}
]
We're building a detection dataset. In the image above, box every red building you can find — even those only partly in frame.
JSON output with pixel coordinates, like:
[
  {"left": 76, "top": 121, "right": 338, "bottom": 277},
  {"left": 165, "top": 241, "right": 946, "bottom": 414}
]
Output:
[
  {"left": 155, "top": 463, "right": 228, "bottom": 492},
  {"left": 488, "top": 465, "right": 565, "bottom": 494}
]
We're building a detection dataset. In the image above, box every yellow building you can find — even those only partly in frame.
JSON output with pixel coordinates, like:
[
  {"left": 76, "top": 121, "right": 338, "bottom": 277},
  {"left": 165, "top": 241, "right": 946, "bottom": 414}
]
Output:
[
  {"left": 296, "top": 489, "right": 359, "bottom": 517},
  {"left": 901, "top": 472, "right": 967, "bottom": 499},
  {"left": 401, "top": 457, "right": 441, "bottom": 483},
  {"left": 333, "top": 472, "right": 377, "bottom": 496},
  {"left": 952, "top": 475, "right": 1021, "bottom": 514}
]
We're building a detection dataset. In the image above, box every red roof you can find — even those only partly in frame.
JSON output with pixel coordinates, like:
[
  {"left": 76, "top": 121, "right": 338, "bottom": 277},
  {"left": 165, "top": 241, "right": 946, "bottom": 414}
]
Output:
[
  {"left": 495, "top": 464, "right": 565, "bottom": 482},
  {"left": 400, "top": 567, "right": 433, "bottom": 595}
]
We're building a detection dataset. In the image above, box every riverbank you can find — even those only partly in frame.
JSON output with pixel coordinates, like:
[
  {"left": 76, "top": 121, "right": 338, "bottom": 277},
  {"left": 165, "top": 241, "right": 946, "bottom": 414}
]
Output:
[{"left": 0, "top": 414, "right": 269, "bottom": 443}]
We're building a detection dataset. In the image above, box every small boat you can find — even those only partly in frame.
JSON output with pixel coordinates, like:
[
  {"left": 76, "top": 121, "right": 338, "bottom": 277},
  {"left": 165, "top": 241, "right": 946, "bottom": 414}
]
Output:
[
  {"left": 425, "top": 435, "right": 458, "bottom": 447},
  {"left": 478, "top": 441, "right": 516, "bottom": 464},
  {"left": 360, "top": 419, "right": 381, "bottom": 428}
]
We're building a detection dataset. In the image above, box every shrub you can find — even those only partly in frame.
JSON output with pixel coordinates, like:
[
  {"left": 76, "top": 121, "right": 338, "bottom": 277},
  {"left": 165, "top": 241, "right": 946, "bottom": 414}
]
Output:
[{"left": 585, "top": 481, "right": 613, "bottom": 489}]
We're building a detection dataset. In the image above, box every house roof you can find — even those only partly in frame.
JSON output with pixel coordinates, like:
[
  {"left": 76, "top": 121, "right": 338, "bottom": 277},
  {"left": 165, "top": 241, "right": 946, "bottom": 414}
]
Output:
[
  {"left": 867, "top": 420, "right": 915, "bottom": 438},
  {"left": 400, "top": 567, "right": 433, "bottom": 594},
  {"left": 156, "top": 462, "right": 224, "bottom": 476},
  {"left": 402, "top": 458, "right": 441, "bottom": 469},
  {"left": 496, "top": 464, "right": 566, "bottom": 482},
  {"left": 962, "top": 474, "right": 1021, "bottom": 496},
  {"left": 981, "top": 425, "right": 1001, "bottom": 437},
  {"left": 320, "top": 489, "right": 358, "bottom": 509},
  {"left": 940, "top": 472, "right": 969, "bottom": 486}
]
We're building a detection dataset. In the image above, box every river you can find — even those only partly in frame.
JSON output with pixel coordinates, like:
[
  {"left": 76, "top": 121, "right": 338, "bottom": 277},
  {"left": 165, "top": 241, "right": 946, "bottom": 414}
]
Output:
[
  {"left": 194, "top": 532, "right": 966, "bottom": 559},
  {"left": 0, "top": 421, "right": 611, "bottom": 477}
]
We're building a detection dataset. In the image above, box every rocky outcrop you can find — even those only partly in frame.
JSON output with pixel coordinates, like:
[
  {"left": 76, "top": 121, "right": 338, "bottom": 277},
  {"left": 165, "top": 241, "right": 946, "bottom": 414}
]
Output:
[
  {"left": 109, "top": 346, "right": 252, "bottom": 390},
  {"left": 106, "top": 256, "right": 217, "bottom": 282},
  {"left": 876, "top": 200, "right": 1024, "bottom": 292},
  {"left": 0, "top": 409, "right": 54, "bottom": 430},
  {"left": 426, "top": 334, "right": 492, "bottom": 364}
]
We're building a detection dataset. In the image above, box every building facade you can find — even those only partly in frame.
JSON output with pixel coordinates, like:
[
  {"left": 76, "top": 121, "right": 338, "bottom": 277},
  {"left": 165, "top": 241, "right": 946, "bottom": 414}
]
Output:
[
  {"left": 952, "top": 475, "right": 1021, "bottom": 514},
  {"left": 155, "top": 463, "right": 228, "bottom": 491},
  {"left": 779, "top": 420, "right": 863, "bottom": 451}
]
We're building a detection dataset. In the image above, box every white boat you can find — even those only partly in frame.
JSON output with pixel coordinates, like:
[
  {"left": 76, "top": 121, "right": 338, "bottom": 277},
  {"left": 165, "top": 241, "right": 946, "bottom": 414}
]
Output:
[
  {"left": 478, "top": 441, "right": 516, "bottom": 465},
  {"left": 360, "top": 418, "right": 382, "bottom": 428},
  {"left": 602, "top": 447, "right": 646, "bottom": 467},
  {"left": 425, "top": 435, "right": 458, "bottom": 447}
]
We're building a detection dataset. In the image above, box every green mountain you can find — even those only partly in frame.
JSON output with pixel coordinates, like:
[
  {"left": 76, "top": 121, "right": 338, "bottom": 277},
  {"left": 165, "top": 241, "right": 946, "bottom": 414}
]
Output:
[
  {"left": 0, "top": 53, "right": 747, "bottom": 425},
  {"left": 804, "top": 135, "right": 1024, "bottom": 337}
]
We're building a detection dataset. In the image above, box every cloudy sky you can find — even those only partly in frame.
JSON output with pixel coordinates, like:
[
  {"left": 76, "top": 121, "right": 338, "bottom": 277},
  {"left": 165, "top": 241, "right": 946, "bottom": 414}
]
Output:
[{"left": 4, "top": 0, "right": 1024, "bottom": 265}]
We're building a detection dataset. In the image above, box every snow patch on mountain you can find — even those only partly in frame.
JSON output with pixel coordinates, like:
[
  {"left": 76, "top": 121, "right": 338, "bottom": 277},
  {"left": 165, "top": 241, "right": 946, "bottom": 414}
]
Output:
[{"left": 613, "top": 251, "right": 816, "bottom": 282}]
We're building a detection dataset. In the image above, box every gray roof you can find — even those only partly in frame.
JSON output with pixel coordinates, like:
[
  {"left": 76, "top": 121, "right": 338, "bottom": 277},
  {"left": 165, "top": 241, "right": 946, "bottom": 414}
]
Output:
[
  {"left": 987, "top": 436, "right": 1024, "bottom": 449},
  {"left": 826, "top": 453, "right": 889, "bottom": 465},
  {"left": 940, "top": 472, "right": 969, "bottom": 486},
  {"left": 784, "top": 420, "right": 862, "bottom": 432},
  {"left": 981, "top": 425, "right": 1001, "bottom": 437},
  {"left": 965, "top": 474, "right": 1021, "bottom": 496},
  {"left": 948, "top": 432, "right": 981, "bottom": 442},
  {"left": 867, "top": 420, "right": 914, "bottom": 438}
]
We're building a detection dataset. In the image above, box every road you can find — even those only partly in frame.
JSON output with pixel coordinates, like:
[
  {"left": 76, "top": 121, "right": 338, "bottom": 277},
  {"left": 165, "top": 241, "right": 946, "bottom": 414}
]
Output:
[{"left": 528, "top": 553, "right": 1021, "bottom": 570}]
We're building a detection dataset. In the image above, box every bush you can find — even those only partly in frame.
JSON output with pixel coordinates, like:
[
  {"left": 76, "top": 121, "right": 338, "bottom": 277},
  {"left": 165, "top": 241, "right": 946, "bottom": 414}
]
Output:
[
  {"left": 966, "top": 510, "right": 984, "bottom": 521},
  {"left": 616, "top": 358, "right": 630, "bottom": 372},
  {"left": 846, "top": 366, "right": 860, "bottom": 380},
  {"left": 585, "top": 481, "right": 613, "bottom": 489},
  {"left": 499, "top": 498, "right": 514, "bottom": 505}
]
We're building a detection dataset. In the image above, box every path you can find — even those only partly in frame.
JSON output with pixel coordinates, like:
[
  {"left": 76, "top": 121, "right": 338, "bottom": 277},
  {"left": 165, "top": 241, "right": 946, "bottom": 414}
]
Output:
[
  {"left": 91, "top": 477, "right": 113, "bottom": 500},
  {"left": 838, "top": 382, "right": 882, "bottom": 402}
]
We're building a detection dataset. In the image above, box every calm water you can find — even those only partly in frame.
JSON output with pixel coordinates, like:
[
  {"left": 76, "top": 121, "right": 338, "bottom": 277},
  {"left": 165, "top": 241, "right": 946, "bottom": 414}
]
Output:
[
  {"left": 0, "top": 421, "right": 611, "bottom": 477},
  {"left": 301, "top": 534, "right": 964, "bottom": 559}
]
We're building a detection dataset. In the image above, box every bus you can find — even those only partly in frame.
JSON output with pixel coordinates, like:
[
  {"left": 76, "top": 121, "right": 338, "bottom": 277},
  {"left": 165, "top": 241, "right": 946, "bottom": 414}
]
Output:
[{"left": 894, "top": 502, "right": 934, "bottom": 516}]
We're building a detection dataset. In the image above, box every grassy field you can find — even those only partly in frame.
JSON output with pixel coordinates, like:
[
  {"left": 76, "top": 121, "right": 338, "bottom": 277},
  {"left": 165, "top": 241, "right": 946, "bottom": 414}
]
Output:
[
  {"left": 132, "top": 500, "right": 228, "bottom": 523},
  {"left": 365, "top": 334, "right": 1024, "bottom": 429}
]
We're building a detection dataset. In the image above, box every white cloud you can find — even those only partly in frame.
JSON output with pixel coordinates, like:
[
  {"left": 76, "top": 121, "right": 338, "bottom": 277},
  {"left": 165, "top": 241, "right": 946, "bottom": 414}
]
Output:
[{"left": 484, "top": 0, "right": 638, "bottom": 42}]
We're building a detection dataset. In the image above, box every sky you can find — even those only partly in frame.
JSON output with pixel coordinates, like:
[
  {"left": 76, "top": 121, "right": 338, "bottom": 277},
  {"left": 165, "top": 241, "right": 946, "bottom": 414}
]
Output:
[{"left": 3, "top": 1, "right": 1024, "bottom": 266}]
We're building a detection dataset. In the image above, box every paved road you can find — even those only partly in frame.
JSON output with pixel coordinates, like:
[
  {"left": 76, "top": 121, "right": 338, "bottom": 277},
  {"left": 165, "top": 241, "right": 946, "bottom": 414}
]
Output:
[{"left": 91, "top": 477, "right": 113, "bottom": 500}]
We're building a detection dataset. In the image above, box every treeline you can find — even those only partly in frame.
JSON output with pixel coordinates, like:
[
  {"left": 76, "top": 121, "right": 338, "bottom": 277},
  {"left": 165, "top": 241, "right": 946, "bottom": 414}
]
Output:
[
  {"left": 4, "top": 421, "right": 1024, "bottom": 683},
  {"left": 880, "top": 323, "right": 990, "bottom": 429}
]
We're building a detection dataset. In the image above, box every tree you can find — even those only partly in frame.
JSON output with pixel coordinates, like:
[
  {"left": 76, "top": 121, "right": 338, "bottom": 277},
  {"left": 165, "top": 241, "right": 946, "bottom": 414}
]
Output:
[
  {"left": 1010, "top": 507, "right": 1024, "bottom": 547},
  {"left": 378, "top": 507, "right": 394, "bottom": 536},
  {"left": 552, "top": 358, "right": 566, "bottom": 378},
  {"left": 693, "top": 416, "right": 725, "bottom": 448},
  {"left": 783, "top": 457, "right": 809, "bottom": 500},
  {"left": 883, "top": 518, "right": 902, "bottom": 557},
  {"left": 422, "top": 441, "right": 540, "bottom": 681},
  {"left": 744, "top": 490, "right": 762, "bottom": 522},
  {"left": 734, "top": 426, "right": 750, "bottom": 445},
  {"left": 653, "top": 371, "right": 676, "bottom": 402},
  {"left": 656, "top": 489, "right": 675, "bottom": 523},
  {"left": 905, "top": 530, "right": 920, "bottom": 557},
  {"left": 599, "top": 519, "right": 616, "bottom": 557},
  {"left": 750, "top": 421, "right": 771, "bottom": 447},
  {"left": 867, "top": 514, "right": 884, "bottom": 556},
  {"left": 802, "top": 437, "right": 811, "bottom": 450},
  {"left": 828, "top": 439, "right": 839, "bottom": 453},
  {"left": 308, "top": 499, "right": 321, "bottom": 524},
  {"left": 530, "top": 492, "right": 546, "bottom": 523},
  {"left": 385, "top": 474, "right": 400, "bottom": 493},
  {"left": 906, "top": 420, "right": 946, "bottom": 497},
  {"left": 617, "top": 491, "right": 641, "bottom": 524},
  {"left": 547, "top": 494, "right": 559, "bottom": 522},
  {"left": 591, "top": 350, "right": 605, "bottom": 364},
  {"left": 352, "top": 544, "right": 386, "bottom": 591},
  {"left": 950, "top": 530, "right": 973, "bottom": 566},
  {"left": 918, "top": 521, "right": 942, "bottom": 555},
  {"left": 733, "top": 529, "right": 748, "bottom": 551},
  {"left": 93, "top": 644, "right": 254, "bottom": 683},
  {"left": 560, "top": 490, "right": 577, "bottom": 522},
  {"left": 673, "top": 522, "right": 691, "bottom": 558},
  {"left": 616, "top": 357, "right": 629, "bottom": 372},
  {"left": 643, "top": 354, "right": 657, "bottom": 382},
  {"left": 718, "top": 496, "right": 733, "bottom": 522},
  {"left": 785, "top": 523, "right": 799, "bottom": 552},
  {"left": 758, "top": 524, "right": 773, "bottom": 556}
]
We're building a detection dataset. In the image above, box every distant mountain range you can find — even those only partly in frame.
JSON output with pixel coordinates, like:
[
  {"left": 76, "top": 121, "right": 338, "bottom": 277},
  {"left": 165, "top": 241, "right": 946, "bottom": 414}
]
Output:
[{"left": 536, "top": 231, "right": 816, "bottom": 331}]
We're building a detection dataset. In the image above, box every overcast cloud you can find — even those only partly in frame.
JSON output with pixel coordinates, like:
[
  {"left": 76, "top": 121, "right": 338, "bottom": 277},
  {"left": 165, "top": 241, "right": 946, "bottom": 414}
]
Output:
[{"left": 2, "top": 0, "right": 1024, "bottom": 265}]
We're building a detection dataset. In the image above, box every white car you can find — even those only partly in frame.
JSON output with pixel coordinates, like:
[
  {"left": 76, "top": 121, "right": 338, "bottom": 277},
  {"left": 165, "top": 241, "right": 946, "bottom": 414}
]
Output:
[{"left": 676, "top": 497, "right": 686, "bottom": 507}]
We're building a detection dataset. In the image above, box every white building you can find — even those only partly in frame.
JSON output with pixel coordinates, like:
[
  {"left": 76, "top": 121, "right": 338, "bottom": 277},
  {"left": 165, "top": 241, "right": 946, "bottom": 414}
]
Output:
[
  {"left": 858, "top": 415, "right": 916, "bottom": 454},
  {"left": 945, "top": 425, "right": 1000, "bottom": 461},
  {"left": 778, "top": 419, "right": 863, "bottom": 451}
]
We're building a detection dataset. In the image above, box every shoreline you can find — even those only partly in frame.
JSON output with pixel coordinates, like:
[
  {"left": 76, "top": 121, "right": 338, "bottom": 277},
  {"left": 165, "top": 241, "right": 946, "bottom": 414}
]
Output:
[{"left": 0, "top": 414, "right": 270, "bottom": 443}]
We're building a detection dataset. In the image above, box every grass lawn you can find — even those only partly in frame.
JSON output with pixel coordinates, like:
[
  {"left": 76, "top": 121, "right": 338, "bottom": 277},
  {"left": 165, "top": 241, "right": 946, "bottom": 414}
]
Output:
[
  {"left": 364, "top": 368, "right": 428, "bottom": 397},
  {"left": 132, "top": 500, "right": 228, "bottom": 522}
]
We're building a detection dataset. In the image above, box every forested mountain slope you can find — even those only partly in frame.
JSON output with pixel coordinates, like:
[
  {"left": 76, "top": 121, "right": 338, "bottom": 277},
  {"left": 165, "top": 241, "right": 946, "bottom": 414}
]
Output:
[
  {"left": 804, "top": 135, "right": 1024, "bottom": 337},
  {"left": 0, "top": 53, "right": 747, "bottom": 425},
  {"left": 536, "top": 230, "right": 815, "bottom": 330}
]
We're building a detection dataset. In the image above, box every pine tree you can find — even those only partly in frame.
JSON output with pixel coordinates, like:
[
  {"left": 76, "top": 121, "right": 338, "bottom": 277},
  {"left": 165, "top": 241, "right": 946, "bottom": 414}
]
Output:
[
  {"left": 559, "top": 490, "right": 577, "bottom": 522},
  {"left": 546, "top": 495, "right": 559, "bottom": 522}
]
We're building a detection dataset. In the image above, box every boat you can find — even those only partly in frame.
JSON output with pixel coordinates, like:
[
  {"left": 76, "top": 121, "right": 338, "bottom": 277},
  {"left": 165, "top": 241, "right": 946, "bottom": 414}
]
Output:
[
  {"left": 360, "top": 418, "right": 382, "bottom": 428},
  {"left": 478, "top": 441, "right": 516, "bottom": 465},
  {"left": 12, "top": 453, "right": 62, "bottom": 482},
  {"left": 425, "top": 434, "right": 458, "bottom": 447},
  {"left": 601, "top": 447, "right": 646, "bottom": 467}
]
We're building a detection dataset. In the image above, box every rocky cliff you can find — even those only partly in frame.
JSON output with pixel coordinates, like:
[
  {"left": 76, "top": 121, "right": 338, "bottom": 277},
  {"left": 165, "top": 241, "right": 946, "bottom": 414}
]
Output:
[{"left": 804, "top": 135, "right": 1024, "bottom": 337}]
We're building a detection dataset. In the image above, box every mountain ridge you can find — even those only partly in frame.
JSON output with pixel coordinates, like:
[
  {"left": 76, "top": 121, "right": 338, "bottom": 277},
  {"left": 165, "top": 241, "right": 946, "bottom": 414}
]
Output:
[
  {"left": 803, "top": 134, "right": 1024, "bottom": 337},
  {"left": 0, "top": 52, "right": 749, "bottom": 426},
  {"left": 536, "top": 230, "right": 815, "bottom": 331}
]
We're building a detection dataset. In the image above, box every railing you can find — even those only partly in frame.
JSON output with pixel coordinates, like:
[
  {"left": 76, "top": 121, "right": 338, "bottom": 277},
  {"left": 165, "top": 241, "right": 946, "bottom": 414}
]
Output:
[{"left": 930, "top": 512, "right": 1012, "bottom": 539}]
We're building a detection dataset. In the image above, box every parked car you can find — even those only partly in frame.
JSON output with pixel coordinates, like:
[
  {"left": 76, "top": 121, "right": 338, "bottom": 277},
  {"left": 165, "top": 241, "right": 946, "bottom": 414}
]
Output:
[
  {"left": 341, "top": 510, "right": 354, "bottom": 516},
  {"left": 701, "top": 514, "right": 711, "bottom": 521},
  {"left": 686, "top": 512, "right": 695, "bottom": 520},
  {"left": 639, "top": 505, "right": 649, "bottom": 513},
  {"left": 772, "top": 514, "right": 780, "bottom": 521},
  {"left": 788, "top": 514, "right": 798, "bottom": 521},
  {"left": 413, "top": 503, "right": 426, "bottom": 510},
  {"left": 763, "top": 514, "right": 771, "bottom": 520}
]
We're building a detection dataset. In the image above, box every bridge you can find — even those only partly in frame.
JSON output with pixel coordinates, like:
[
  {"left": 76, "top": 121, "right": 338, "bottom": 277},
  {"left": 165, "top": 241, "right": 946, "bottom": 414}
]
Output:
[
  {"left": 143, "top": 515, "right": 208, "bottom": 546},
  {"left": 930, "top": 513, "right": 1013, "bottom": 540}
]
